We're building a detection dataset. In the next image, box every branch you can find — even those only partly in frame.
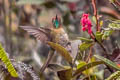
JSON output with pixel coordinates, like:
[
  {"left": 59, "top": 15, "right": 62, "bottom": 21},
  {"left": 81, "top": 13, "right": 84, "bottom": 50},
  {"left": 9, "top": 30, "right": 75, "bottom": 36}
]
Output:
[
  {"left": 40, "top": 49, "right": 55, "bottom": 74},
  {"left": 90, "top": 33, "right": 113, "bottom": 73},
  {"left": 91, "top": 0, "right": 100, "bottom": 31},
  {"left": 86, "top": 46, "right": 93, "bottom": 63}
]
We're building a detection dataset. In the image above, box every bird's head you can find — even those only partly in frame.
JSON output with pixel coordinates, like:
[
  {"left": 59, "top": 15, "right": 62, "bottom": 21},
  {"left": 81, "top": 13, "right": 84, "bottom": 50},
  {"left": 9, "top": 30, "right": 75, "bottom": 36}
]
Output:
[{"left": 52, "top": 15, "right": 61, "bottom": 29}]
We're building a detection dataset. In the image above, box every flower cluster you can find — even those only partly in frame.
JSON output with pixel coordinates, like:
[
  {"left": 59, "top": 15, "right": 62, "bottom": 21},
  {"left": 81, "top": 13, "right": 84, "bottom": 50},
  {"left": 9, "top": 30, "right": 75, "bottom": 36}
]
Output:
[{"left": 81, "top": 13, "right": 92, "bottom": 34}]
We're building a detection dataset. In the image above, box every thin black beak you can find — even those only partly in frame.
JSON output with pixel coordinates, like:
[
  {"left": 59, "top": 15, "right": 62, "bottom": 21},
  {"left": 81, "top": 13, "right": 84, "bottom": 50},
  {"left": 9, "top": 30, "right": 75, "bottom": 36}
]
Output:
[{"left": 55, "top": 14, "right": 58, "bottom": 20}]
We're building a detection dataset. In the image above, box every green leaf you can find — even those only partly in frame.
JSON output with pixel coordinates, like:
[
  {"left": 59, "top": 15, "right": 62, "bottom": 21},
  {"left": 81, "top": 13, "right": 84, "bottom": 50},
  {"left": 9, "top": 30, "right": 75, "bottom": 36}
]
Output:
[
  {"left": 48, "top": 64, "right": 65, "bottom": 72},
  {"left": 108, "top": 23, "right": 120, "bottom": 30},
  {"left": 0, "top": 43, "right": 18, "bottom": 77},
  {"left": 16, "top": 0, "right": 45, "bottom": 5},
  {"left": 73, "top": 61, "right": 104, "bottom": 77},
  {"left": 92, "top": 16, "right": 96, "bottom": 24},
  {"left": 77, "top": 61, "right": 86, "bottom": 69},
  {"left": 47, "top": 42, "right": 73, "bottom": 65},
  {"left": 102, "top": 29, "right": 114, "bottom": 39},
  {"left": 79, "top": 42, "right": 93, "bottom": 52},
  {"left": 105, "top": 71, "right": 120, "bottom": 80},
  {"left": 57, "top": 68, "right": 72, "bottom": 80},
  {"left": 95, "top": 31, "right": 103, "bottom": 43},
  {"left": 77, "top": 37, "right": 93, "bottom": 43},
  {"left": 94, "top": 55, "right": 120, "bottom": 70}
]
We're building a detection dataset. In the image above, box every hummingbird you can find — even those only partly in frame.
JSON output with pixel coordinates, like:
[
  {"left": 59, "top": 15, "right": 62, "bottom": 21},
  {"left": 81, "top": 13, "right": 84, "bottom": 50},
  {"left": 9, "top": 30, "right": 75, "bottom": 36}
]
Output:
[{"left": 20, "top": 15, "right": 71, "bottom": 73}]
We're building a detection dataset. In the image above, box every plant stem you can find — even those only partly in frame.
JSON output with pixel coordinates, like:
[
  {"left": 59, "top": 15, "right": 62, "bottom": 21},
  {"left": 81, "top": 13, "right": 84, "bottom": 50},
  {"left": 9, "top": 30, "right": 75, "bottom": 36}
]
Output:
[
  {"left": 91, "top": 0, "right": 100, "bottom": 31},
  {"left": 86, "top": 46, "right": 93, "bottom": 63},
  {"left": 91, "top": 33, "right": 113, "bottom": 72},
  {"left": 40, "top": 48, "right": 55, "bottom": 74}
]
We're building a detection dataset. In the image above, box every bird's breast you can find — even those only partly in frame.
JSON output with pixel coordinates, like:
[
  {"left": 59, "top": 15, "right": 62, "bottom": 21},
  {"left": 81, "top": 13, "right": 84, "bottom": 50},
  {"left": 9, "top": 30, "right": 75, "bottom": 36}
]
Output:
[{"left": 51, "top": 28, "right": 69, "bottom": 46}]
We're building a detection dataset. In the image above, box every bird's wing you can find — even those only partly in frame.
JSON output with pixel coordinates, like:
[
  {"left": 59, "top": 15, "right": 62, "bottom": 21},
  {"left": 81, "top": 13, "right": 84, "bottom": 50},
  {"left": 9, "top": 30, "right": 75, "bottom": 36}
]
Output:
[{"left": 20, "top": 26, "right": 52, "bottom": 43}]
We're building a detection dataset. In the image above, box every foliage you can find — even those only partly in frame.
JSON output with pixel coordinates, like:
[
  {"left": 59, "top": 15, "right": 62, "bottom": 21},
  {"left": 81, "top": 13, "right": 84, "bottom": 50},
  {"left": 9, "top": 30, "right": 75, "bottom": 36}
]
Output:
[
  {"left": 105, "top": 71, "right": 120, "bottom": 80},
  {"left": 77, "top": 37, "right": 93, "bottom": 43},
  {"left": 57, "top": 68, "right": 72, "bottom": 80},
  {"left": 79, "top": 42, "right": 93, "bottom": 52},
  {"left": 95, "top": 31, "right": 103, "bottom": 43},
  {"left": 73, "top": 61, "right": 103, "bottom": 77},
  {"left": 94, "top": 55, "right": 120, "bottom": 70},
  {"left": 108, "top": 22, "right": 120, "bottom": 30},
  {"left": 47, "top": 42, "right": 73, "bottom": 65},
  {"left": 0, "top": 43, "right": 18, "bottom": 77}
]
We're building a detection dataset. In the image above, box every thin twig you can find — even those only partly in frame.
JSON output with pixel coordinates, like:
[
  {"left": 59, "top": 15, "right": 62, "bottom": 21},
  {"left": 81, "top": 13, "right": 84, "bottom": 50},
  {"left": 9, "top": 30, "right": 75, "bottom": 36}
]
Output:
[
  {"left": 91, "top": 0, "right": 100, "bottom": 31},
  {"left": 97, "top": 42, "right": 114, "bottom": 72},
  {"left": 40, "top": 48, "right": 55, "bottom": 74},
  {"left": 91, "top": 33, "right": 110, "bottom": 58},
  {"left": 86, "top": 46, "right": 93, "bottom": 63},
  {"left": 91, "top": 33, "right": 113, "bottom": 72},
  {"left": 73, "top": 47, "right": 83, "bottom": 67}
]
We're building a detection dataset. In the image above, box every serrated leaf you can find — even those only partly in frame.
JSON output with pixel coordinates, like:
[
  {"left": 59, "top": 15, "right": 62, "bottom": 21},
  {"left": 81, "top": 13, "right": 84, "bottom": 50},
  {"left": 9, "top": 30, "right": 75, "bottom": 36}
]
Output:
[
  {"left": 16, "top": 0, "right": 45, "bottom": 5},
  {"left": 108, "top": 23, "right": 120, "bottom": 30},
  {"left": 48, "top": 64, "right": 65, "bottom": 72},
  {"left": 47, "top": 42, "right": 72, "bottom": 65},
  {"left": 79, "top": 42, "right": 93, "bottom": 52},
  {"left": 95, "top": 31, "right": 103, "bottom": 43},
  {"left": 57, "top": 68, "right": 72, "bottom": 80},
  {"left": 0, "top": 43, "right": 18, "bottom": 77},
  {"left": 73, "top": 61, "right": 103, "bottom": 77},
  {"left": 94, "top": 55, "right": 120, "bottom": 70},
  {"left": 105, "top": 71, "right": 120, "bottom": 80},
  {"left": 77, "top": 37, "right": 93, "bottom": 43}
]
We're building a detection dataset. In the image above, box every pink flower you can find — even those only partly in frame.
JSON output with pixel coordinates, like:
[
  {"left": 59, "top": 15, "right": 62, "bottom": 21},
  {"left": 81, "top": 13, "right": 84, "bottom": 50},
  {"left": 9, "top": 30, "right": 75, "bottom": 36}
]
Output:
[
  {"left": 82, "top": 14, "right": 89, "bottom": 18},
  {"left": 82, "top": 27, "right": 86, "bottom": 31},
  {"left": 81, "top": 13, "right": 92, "bottom": 34}
]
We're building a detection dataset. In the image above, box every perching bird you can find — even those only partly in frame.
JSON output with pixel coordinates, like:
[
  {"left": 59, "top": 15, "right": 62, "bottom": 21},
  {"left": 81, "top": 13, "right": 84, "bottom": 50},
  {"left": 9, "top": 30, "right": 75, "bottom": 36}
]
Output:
[{"left": 20, "top": 15, "right": 71, "bottom": 73}]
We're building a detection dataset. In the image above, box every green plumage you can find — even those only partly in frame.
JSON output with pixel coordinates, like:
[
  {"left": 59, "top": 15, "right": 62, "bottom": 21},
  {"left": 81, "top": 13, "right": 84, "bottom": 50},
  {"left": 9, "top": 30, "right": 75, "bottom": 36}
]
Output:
[{"left": 54, "top": 20, "right": 59, "bottom": 28}]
